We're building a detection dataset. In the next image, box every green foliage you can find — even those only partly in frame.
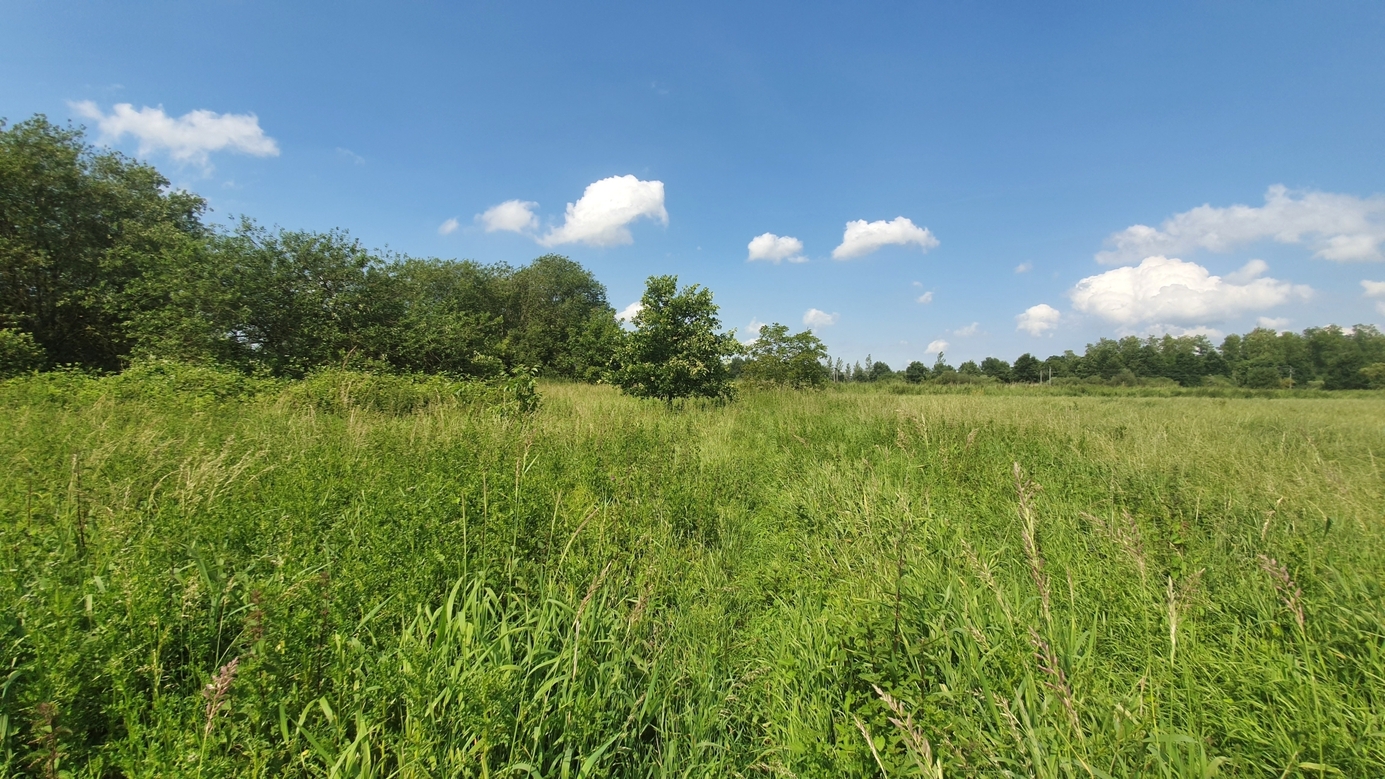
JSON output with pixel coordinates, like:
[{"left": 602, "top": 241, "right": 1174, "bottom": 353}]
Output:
[
  {"left": 0, "top": 115, "right": 206, "bottom": 370},
  {"left": 610, "top": 275, "right": 737, "bottom": 406},
  {"left": 0, "top": 328, "right": 44, "bottom": 377},
  {"left": 1362, "top": 362, "right": 1385, "bottom": 389},
  {"left": 741, "top": 322, "right": 829, "bottom": 388},
  {"left": 500, "top": 254, "right": 621, "bottom": 380},
  {"left": 279, "top": 368, "right": 511, "bottom": 415},
  {"left": 903, "top": 361, "right": 930, "bottom": 383},
  {"left": 1012, "top": 352, "right": 1041, "bottom": 382},
  {"left": 2, "top": 381, "right": 1384, "bottom": 775}
]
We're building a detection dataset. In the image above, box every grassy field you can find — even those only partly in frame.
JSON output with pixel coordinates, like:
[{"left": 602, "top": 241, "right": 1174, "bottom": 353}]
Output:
[{"left": 2, "top": 373, "right": 1384, "bottom": 777}]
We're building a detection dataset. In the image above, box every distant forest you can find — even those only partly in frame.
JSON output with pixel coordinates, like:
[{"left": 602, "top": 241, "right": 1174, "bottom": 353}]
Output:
[{"left": 3, "top": 114, "right": 1384, "bottom": 389}]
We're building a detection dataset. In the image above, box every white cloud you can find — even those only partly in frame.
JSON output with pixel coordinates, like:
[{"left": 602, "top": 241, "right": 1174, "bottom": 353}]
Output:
[
  {"left": 438, "top": 217, "right": 460, "bottom": 236},
  {"left": 803, "top": 308, "right": 839, "bottom": 328},
  {"left": 747, "top": 233, "right": 806, "bottom": 263},
  {"left": 477, "top": 200, "right": 539, "bottom": 233},
  {"left": 952, "top": 322, "right": 980, "bottom": 337},
  {"left": 1070, "top": 256, "right": 1312, "bottom": 328},
  {"left": 1096, "top": 185, "right": 1385, "bottom": 265},
  {"left": 1363, "top": 280, "right": 1385, "bottom": 315},
  {"left": 1014, "top": 262, "right": 1032, "bottom": 273},
  {"left": 832, "top": 216, "right": 939, "bottom": 260},
  {"left": 1145, "top": 324, "right": 1226, "bottom": 339},
  {"left": 925, "top": 339, "right": 949, "bottom": 354},
  {"left": 539, "top": 175, "right": 667, "bottom": 247},
  {"left": 916, "top": 291, "right": 934, "bottom": 304},
  {"left": 616, "top": 301, "right": 643, "bottom": 322},
  {"left": 71, "top": 100, "right": 278, "bottom": 167},
  {"left": 742, "top": 318, "right": 766, "bottom": 344},
  {"left": 1257, "top": 317, "right": 1291, "bottom": 330},
  {"left": 1224, "top": 259, "right": 1268, "bottom": 284},
  {"left": 1017, "top": 304, "right": 1061, "bottom": 336}
]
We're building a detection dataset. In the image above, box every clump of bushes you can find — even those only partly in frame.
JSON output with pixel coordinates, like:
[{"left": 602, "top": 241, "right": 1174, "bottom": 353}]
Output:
[{"left": 0, "top": 328, "right": 44, "bottom": 378}]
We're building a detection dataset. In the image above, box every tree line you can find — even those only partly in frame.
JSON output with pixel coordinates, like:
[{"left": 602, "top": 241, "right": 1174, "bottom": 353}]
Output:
[
  {"left": 833, "top": 326, "right": 1385, "bottom": 390},
  {"left": 3, "top": 114, "right": 1382, "bottom": 395},
  {"left": 0, "top": 116, "right": 621, "bottom": 380}
]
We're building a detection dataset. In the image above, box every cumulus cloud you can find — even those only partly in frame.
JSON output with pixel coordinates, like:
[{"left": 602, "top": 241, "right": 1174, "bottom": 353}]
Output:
[
  {"left": 747, "top": 233, "right": 807, "bottom": 263},
  {"left": 1224, "top": 259, "right": 1268, "bottom": 284},
  {"left": 477, "top": 200, "right": 539, "bottom": 233},
  {"left": 832, "top": 216, "right": 939, "bottom": 260},
  {"left": 1017, "top": 304, "right": 1061, "bottom": 336},
  {"left": 1257, "top": 317, "right": 1291, "bottom": 330},
  {"left": 539, "top": 175, "right": 667, "bottom": 247},
  {"left": 1096, "top": 185, "right": 1385, "bottom": 265},
  {"left": 1070, "top": 256, "right": 1312, "bottom": 328},
  {"left": 1014, "top": 262, "right": 1032, "bottom": 274},
  {"left": 1145, "top": 324, "right": 1226, "bottom": 339},
  {"left": 916, "top": 291, "right": 934, "bottom": 304},
  {"left": 925, "top": 339, "right": 949, "bottom": 353},
  {"left": 742, "top": 318, "right": 766, "bottom": 344},
  {"left": 438, "top": 218, "right": 460, "bottom": 236},
  {"left": 71, "top": 100, "right": 278, "bottom": 167},
  {"left": 803, "top": 309, "right": 839, "bottom": 328},
  {"left": 616, "top": 301, "right": 643, "bottom": 322},
  {"left": 1363, "top": 280, "right": 1385, "bottom": 314},
  {"left": 952, "top": 322, "right": 980, "bottom": 337}
]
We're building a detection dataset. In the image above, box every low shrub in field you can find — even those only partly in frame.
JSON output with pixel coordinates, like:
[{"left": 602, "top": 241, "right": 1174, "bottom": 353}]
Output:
[
  {"left": 280, "top": 366, "right": 540, "bottom": 416},
  {"left": 280, "top": 368, "right": 481, "bottom": 414},
  {"left": 0, "top": 329, "right": 45, "bottom": 377}
]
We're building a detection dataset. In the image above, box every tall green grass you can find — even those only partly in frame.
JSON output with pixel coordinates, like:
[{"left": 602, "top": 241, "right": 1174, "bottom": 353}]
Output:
[{"left": 1, "top": 374, "right": 1383, "bottom": 776}]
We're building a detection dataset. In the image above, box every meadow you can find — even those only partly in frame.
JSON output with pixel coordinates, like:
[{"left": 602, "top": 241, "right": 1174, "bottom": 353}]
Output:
[{"left": 1, "top": 370, "right": 1383, "bottom": 777}]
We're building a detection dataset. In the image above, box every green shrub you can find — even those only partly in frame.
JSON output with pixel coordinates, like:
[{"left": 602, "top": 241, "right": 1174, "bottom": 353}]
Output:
[{"left": 0, "top": 328, "right": 45, "bottom": 377}]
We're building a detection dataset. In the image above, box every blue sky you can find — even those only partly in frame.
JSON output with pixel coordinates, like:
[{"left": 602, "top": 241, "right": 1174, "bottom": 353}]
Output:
[{"left": 4, "top": 1, "right": 1385, "bottom": 367}]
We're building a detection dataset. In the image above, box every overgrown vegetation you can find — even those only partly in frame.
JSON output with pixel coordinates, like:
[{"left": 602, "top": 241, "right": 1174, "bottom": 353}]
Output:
[{"left": 2, "top": 370, "right": 1383, "bottom": 776}]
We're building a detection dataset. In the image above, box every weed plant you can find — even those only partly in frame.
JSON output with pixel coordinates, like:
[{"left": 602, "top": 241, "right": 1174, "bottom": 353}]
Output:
[{"left": 1, "top": 373, "right": 1383, "bottom": 776}]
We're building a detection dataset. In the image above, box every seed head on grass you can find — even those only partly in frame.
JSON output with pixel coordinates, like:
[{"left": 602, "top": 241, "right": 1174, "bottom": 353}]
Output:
[
  {"left": 202, "top": 656, "right": 240, "bottom": 737},
  {"left": 1014, "top": 463, "right": 1050, "bottom": 624},
  {"left": 1029, "top": 628, "right": 1082, "bottom": 739},
  {"left": 872, "top": 684, "right": 944, "bottom": 779},
  {"left": 1258, "top": 554, "right": 1305, "bottom": 631},
  {"left": 960, "top": 537, "right": 1012, "bottom": 622}
]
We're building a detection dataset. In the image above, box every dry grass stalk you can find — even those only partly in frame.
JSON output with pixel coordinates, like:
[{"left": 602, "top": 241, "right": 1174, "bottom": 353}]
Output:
[
  {"left": 1166, "top": 568, "right": 1204, "bottom": 662},
  {"left": 202, "top": 656, "right": 240, "bottom": 737},
  {"left": 1028, "top": 629, "right": 1082, "bottom": 739},
  {"left": 572, "top": 561, "right": 614, "bottom": 679},
  {"left": 1258, "top": 554, "right": 1305, "bottom": 631},
  {"left": 1260, "top": 496, "right": 1285, "bottom": 541},
  {"left": 872, "top": 684, "right": 944, "bottom": 779},
  {"left": 1014, "top": 463, "right": 1051, "bottom": 624},
  {"left": 990, "top": 693, "right": 1030, "bottom": 772},
  {"left": 852, "top": 715, "right": 889, "bottom": 777},
  {"left": 959, "top": 537, "right": 1013, "bottom": 622}
]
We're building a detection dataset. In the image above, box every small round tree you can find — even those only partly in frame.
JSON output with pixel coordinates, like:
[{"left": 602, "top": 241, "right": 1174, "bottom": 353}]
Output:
[{"left": 611, "top": 275, "right": 736, "bottom": 407}]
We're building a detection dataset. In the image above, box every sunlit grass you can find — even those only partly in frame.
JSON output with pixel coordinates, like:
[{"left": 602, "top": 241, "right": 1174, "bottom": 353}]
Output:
[{"left": 2, "top": 374, "right": 1383, "bottom": 776}]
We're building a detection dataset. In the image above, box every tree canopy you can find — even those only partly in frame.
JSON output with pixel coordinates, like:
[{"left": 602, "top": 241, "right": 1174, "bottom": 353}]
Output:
[
  {"left": 740, "top": 323, "right": 829, "bottom": 388},
  {"left": 610, "top": 275, "right": 737, "bottom": 406}
]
